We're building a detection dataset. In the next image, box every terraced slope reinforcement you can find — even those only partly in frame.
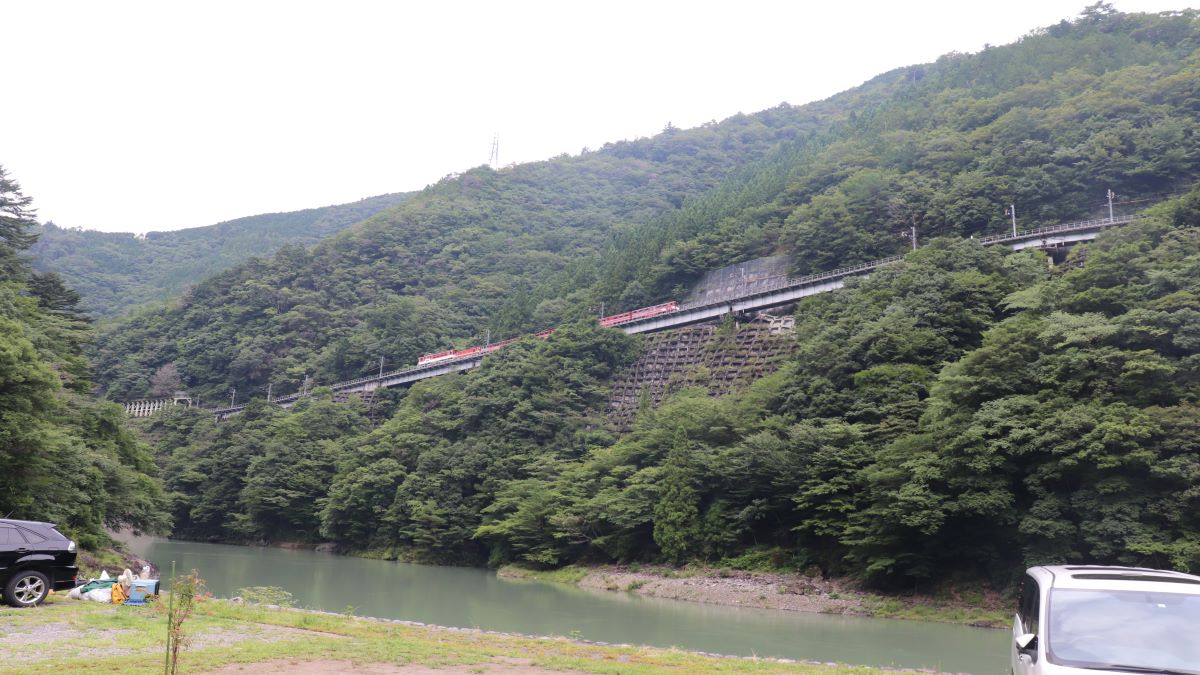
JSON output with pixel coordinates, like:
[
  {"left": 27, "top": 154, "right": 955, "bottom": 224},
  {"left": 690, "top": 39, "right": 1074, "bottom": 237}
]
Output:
[{"left": 607, "top": 317, "right": 795, "bottom": 431}]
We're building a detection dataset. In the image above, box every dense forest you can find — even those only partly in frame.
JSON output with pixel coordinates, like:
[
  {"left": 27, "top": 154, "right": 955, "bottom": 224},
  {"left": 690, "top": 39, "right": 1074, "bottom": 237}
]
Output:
[
  {"left": 0, "top": 166, "right": 169, "bottom": 549},
  {"left": 18, "top": 6, "right": 1200, "bottom": 587},
  {"left": 136, "top": 190, "right": 1200, "bottom": 584},
  {"left": 29, "top": 192, "right": 410, "bottom": 318}
]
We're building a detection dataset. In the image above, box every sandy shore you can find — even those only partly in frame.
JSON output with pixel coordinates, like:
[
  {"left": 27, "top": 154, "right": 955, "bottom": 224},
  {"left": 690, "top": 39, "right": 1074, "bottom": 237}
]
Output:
[{"left": 501, "top": 564, "right": 1008, "bottom": 628}]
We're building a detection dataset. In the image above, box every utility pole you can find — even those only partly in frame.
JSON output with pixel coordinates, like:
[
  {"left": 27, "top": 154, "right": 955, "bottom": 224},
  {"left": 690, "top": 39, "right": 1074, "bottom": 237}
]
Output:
[
  {"left": 1005, "top": 204, "right": 1017, "bottom": 237},
  {"left": 484, "top": 329, "right": 490, "bottom": 348},
  {"left": 599, "top": 302, "right": 605, "bottom": 318},
  {"left": 230, "top": 387, "right": 236, "bottom": 408},
  {"left": 302, "top": 374, "right": 309, "bottom": 397},
  {"left": 266, "top": 383, "right": 272, "bottom": 402},
  {"left": 378, "top": 356, "right": 385, "bottom": 377},
  {"left": 1107, "top": 189, "right": 1115, "bottom": 222},
  {"left": 910, "top": 224, "right": 918, "bottom": 251}
]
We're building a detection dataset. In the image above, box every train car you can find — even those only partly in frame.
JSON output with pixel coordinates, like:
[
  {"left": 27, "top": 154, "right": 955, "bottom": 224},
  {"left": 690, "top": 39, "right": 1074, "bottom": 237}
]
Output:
[
  {"left": 482, "top": 337, "right": 519, "bottom": 354},
  {"left": 416, "top": 326, "right": 558, "bottom": 367},
  {"left": 417, "top": 349, "right": 457, "bottom": 365},
  {"left": 418, "top": 345, "right": 484, "bottom": 365},
  {"left": 599, "top": 301, "right": 679, "bottom": 327}
]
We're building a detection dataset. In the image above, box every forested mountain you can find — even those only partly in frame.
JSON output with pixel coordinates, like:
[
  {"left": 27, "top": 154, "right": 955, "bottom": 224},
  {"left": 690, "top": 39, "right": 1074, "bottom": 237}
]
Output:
[
  {"left": 90, "top": 6, "right": 1200, "bottom": 584},
  {"left": 0, "top": 166, "right": 168, "bottom": 549},
  {"left": 94, "top": 6, "right": 1200, "bottom": 406},
  {"left": 92, "top": 103, "right": 871, "bottom": 402},
  {"left": 29, "top": 192, "right": 410, "bottom": 319},
  {"left": 593, "top": 5, "right": 1200, "bottom": 301},
  {"left": 138, "top": 191, "right": 1200, "bottom": 582}
]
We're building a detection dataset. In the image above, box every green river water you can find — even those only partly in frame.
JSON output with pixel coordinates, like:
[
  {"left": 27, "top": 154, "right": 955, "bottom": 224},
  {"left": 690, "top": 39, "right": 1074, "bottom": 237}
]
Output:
[{"left": 122, "top": 536, "right": 1008, "bottom": 673}]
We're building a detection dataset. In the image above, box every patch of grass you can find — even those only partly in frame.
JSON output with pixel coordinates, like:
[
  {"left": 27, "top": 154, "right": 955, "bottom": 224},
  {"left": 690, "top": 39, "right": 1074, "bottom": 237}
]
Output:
[
  {"left": 238, "top": 586, "right": 296, "bottom": 607},
  {"left": 718, "top": 547, "right": 797, "bottom": 572},
  {"left": 76, "top": 546, "right": 133, "bottom": 579},
  {"left": 658, "top": 565, "right": 702, "bottom": 579},
  {"left": 626, "top": 580, "right": 646, "bottom": 592},
  {"left": 496, "top": 564, "right": 589, "bottom": 585},
  {"left": 0, "top": 595, "right": 889, "bottom": 674},
  {"left": 861, "top": 594, "right": 1009, "bottom": 628}
]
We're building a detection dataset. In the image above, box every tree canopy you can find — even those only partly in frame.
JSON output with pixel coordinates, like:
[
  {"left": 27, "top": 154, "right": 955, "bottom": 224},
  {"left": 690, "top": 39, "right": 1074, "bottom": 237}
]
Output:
[{"left": 0, "top": 165, "right": 169, "bottom": 548}]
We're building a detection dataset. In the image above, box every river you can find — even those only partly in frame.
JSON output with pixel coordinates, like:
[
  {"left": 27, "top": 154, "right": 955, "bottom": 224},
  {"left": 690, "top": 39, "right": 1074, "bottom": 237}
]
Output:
[{"left": 120, "top": 536, "right": 1008, "bottom": 673}]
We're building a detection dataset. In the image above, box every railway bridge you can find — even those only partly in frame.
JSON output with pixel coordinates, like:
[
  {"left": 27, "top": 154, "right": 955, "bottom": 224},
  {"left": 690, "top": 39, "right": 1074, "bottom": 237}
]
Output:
[{"left": 162, "top": 213, "right": 1135, "bottom": 421}]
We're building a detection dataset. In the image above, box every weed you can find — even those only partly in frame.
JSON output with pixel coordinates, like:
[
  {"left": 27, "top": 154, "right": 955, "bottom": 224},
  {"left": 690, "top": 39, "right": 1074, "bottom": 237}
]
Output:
[
  {"left": 238, "top": 586, "right": 296, "bottom": 608},
  {"left": 166, "top": 569, "right": 205, "bottom": 674}
]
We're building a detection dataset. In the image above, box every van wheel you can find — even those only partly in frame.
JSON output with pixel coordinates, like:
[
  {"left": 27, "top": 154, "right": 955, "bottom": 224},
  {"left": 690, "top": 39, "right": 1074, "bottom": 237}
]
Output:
[{"left": 4, "top": 570, "right": 50, "bottom": 607}]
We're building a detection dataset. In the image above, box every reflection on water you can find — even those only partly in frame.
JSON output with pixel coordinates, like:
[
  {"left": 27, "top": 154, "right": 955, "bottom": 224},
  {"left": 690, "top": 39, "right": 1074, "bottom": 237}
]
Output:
[{"left": 121, "top": 535, "right": 1007, "bottom": 673}]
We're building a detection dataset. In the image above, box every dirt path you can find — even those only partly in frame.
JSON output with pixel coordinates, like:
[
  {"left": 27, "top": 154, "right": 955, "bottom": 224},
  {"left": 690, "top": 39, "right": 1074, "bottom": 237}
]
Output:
[{"left": 208, "top": 660, "right": 560, "bottom": 674}]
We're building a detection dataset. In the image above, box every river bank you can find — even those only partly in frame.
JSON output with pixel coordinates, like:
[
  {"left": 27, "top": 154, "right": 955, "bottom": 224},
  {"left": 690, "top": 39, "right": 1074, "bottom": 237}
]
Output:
[
  {"left": 110, "top": 534, "right": 1011, "bottom": 629},
  {"left": 0, "top": 595, "right": 892, "bottom": 674},
  {"left": 499, "top": 564, "right": 1010, "bottom": 629}
]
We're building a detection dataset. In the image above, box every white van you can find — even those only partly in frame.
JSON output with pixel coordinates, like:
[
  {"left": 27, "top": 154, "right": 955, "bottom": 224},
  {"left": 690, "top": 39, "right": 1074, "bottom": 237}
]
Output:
[{"left": 1013, "top": 565, "right": 1200, "bottom": 674}]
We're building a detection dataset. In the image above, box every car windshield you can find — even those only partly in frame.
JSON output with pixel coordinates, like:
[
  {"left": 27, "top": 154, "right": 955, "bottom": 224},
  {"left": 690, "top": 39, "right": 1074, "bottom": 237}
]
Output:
[{"left": 1048, "top": 588, "right": 1200, "bottom": 673}]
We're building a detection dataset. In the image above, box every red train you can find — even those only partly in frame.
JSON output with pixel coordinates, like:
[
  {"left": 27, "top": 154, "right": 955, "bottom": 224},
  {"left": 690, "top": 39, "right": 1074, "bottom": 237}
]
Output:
[
  {"left": 416, "top": 303, "right": 677, "bottom": 366},
  {"left": 416, "top": 329, "right": 558, "bottom": 365},
  {"left": 598, "top": 301, "right": 679, "bottom": 327}
]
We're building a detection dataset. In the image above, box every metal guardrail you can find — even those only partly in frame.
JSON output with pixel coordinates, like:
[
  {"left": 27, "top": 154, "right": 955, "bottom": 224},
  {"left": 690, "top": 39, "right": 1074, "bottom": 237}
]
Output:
[
  {"left": 189, "top": 211, "right": 1146, "bottom": 419},
  {"left": 975, "top": 215, "right": 1137, "bottom": 245}
]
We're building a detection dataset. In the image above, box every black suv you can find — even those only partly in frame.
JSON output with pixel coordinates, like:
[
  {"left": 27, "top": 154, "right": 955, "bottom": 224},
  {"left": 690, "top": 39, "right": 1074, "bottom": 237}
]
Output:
[{"left": 0, "top": 519, "right": 79, "bottom": 607}]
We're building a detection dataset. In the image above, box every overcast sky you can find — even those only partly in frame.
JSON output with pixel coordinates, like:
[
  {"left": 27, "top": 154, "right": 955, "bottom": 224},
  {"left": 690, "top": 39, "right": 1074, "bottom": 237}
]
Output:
[{"left": 2, "top": 1, "right": 1186, "bottom": 234}]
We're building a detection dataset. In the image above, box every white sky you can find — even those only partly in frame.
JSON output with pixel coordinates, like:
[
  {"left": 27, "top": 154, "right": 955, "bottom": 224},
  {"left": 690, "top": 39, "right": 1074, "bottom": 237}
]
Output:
[{"left": 2, "top": 1, "right": 1187, "bottom": 234}]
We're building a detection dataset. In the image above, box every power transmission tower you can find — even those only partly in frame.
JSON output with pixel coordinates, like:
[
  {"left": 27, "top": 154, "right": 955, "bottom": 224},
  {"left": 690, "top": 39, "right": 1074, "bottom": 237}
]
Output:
[{"left": 489, "top": 133, "right": 500, "bottom": 167}]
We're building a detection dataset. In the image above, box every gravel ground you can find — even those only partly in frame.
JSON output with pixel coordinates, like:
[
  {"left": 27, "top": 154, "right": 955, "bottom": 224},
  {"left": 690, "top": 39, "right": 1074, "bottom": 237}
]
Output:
[
  {"left": 0, "top": 622, "right": 141, "bottom": 662},
  {"left": 575, "top": 566, "right": 868, "bottom": 614},
  {"left": 0, "top": 609, "right": 338, "bottom": 665}
]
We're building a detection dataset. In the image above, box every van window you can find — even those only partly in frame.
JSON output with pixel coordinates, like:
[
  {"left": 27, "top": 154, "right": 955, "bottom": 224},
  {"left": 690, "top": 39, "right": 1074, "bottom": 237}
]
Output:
[{"left": 1020, "top": 574, "right": 1041, "bottom": 635}]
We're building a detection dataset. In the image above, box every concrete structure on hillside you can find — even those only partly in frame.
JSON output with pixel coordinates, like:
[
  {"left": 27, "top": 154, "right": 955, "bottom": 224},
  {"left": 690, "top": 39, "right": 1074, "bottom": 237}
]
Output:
[{"left": 124, "top": 391, "right": 195, "bottom": 417}]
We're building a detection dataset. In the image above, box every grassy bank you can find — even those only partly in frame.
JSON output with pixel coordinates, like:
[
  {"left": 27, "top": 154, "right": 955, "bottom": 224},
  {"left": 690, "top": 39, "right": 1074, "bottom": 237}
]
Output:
[
  {"left": 0, "top": 595, "right": 888, "bottom": 674},
  {"left": 499, "top": 564, "right": 1010, "bottom": 629}
]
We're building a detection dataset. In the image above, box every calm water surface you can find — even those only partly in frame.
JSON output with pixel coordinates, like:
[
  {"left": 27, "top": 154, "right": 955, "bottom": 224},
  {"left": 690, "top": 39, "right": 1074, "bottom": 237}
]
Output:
[{"left": 122, "top": 536, "right": 1007, "bottom": 673}]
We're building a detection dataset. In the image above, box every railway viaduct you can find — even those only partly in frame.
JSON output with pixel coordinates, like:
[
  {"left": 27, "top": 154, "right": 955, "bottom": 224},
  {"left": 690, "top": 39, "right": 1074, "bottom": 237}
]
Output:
[{"left": 123, "top": 214, "right": 1136, "bottom": 421}]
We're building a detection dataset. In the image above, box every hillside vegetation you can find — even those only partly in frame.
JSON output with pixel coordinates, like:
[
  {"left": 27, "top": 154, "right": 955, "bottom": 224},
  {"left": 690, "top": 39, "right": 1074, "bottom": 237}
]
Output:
[
  {"left": 138, "top": 192, "right": 1200, "bottom": 584},
  {"left": 0, "top": 166, "right": 168, "bottom": 549},
  {"left": 79, "top": 6, "right": 1200, "bottom": 585},
  {"left": 29, "top": 192, "right": 410, "bottom": 318},
  {"left": 95, "top": 7, "right": 1200, "bottom": 406}
]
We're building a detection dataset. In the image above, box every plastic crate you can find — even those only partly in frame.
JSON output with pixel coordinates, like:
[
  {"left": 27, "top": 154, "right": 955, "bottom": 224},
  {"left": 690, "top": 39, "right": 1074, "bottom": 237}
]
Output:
[{"left": 125, "top": 579, "right": 159, "bottom": 603}]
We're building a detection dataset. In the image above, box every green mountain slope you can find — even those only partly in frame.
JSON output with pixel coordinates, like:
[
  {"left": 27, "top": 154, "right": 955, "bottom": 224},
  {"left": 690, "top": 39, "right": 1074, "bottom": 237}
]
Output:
[
  {"left": 123, "top": 7, "right": 1200, "bottom": 583},
  {"left": 595, "top": 6, "right": 1200, "bottom": 300},
  {"left": 139, "top": 195, "right": 1200, "bottom": 578},
  {"left": 94, "top": 8, "right": 1200, "bottom": 406},
  {"left": 29, "top": 192, "right": 411, "bottom": 318},
  {"left": 92, "top": 100, "right": 876, "bottom": 401}
]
